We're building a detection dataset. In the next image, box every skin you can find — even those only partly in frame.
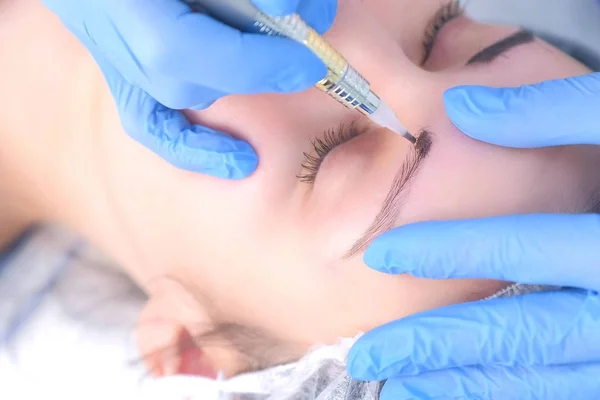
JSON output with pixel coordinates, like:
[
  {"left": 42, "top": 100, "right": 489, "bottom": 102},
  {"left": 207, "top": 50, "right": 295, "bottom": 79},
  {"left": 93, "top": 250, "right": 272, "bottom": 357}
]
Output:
[{"left": 1, "top": 0, "right": 599, "bottom": 378}]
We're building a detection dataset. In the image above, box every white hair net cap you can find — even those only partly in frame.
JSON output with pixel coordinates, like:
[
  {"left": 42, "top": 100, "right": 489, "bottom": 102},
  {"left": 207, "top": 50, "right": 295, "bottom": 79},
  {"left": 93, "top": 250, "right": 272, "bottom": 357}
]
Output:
[
  {"left": 143, "top": 283, "right": 555, "bottom": 400},
  {"left": 143, "top": 334, "right": 382, "bottom": 400},
  {"left": 3, "top": 226, "right": 555, "bottom": 400}
]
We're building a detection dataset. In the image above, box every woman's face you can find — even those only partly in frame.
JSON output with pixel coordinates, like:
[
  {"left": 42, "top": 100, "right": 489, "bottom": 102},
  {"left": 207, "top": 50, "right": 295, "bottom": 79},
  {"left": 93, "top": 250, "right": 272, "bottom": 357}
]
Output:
[{"left": 100, "top": 0, "right": 598, "bottom": 376}]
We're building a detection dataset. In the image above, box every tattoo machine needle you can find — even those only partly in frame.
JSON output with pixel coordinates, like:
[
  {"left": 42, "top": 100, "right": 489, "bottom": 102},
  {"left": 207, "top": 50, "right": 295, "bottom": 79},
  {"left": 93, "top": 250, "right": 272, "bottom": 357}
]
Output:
[{"left": 184, "top": 0, "right": 417, "bottom": 144}]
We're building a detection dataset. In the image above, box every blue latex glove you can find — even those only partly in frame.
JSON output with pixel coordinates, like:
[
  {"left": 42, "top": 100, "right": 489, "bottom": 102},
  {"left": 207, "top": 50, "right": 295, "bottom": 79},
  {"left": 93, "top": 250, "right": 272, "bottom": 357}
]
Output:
[
  {"left": 41, "top": 0, "right": 337, "bottom": 179},
  {"left": 347, "top": 72, "right": 600, "bottom": 399}
]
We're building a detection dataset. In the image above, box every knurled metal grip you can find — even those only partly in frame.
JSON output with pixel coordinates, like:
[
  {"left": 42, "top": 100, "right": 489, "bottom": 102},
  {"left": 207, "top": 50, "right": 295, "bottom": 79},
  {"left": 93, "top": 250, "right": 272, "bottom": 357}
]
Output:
[
  {"left": 260, "top": 13, "right": 379, "bottom": 115},
  {"left": 182, "top": 0, "right": 379, "bottom": 115}
]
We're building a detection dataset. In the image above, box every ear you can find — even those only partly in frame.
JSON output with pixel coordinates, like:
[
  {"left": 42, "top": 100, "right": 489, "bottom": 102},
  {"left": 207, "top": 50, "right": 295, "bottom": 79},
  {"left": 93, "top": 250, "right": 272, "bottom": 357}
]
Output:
[{"left": 136, "top": 284, "right": 218, "bottom": 379}]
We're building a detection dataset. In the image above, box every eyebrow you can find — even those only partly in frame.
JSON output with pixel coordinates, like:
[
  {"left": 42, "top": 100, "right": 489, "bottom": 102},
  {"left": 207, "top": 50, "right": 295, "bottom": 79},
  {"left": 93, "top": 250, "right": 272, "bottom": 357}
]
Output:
[
  {"left": 345, "top": 131, "right": 433, "bottom": 257},
  {"left": 344, "top": 30, "right": 536, "bottom": 257},
  {"left": 467, "top": 29, "right": 535, "bottom": 65}
]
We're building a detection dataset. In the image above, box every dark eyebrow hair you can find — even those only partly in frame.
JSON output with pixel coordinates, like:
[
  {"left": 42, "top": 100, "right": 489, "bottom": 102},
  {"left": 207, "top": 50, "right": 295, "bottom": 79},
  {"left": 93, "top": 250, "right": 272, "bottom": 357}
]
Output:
[
  {"left": 344, "top": 131, "right": 433, "bottom": 257},
  {"left": 467, "top": 29, "right": 535, "bottom": 65},
  {"left": 343, "top": 30, "right": 536, "bottom": 257}
]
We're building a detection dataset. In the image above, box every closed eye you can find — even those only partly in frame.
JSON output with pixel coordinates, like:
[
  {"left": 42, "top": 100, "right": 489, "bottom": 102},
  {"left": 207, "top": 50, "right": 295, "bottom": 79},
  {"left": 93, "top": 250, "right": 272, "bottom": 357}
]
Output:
[{"left": 297, "top": 122, "right": 363, "bottom": 185}]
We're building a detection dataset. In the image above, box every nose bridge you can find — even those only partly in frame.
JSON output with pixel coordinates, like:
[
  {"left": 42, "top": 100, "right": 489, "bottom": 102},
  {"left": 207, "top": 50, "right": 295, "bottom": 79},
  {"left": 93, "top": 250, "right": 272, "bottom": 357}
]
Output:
[{"left": 323, "top": 1, "right": 436, "bottom": 129}]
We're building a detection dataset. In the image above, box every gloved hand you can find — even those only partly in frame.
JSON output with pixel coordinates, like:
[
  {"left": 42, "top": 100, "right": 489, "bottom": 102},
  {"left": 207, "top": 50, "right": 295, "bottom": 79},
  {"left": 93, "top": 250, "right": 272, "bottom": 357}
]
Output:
[
  {"left": 41, "top": 0, "right": 337, "bottom": 179},
  {"left": 347, "top": 72, "right": 600, "bottom": 399}
]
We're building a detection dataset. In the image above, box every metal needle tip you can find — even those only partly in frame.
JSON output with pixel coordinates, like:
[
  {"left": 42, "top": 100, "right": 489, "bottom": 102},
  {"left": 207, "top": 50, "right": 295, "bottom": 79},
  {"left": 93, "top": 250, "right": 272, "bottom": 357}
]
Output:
[
  {"left": 368, "top": 100, "right": 416, "bottom": 145},
  {"left": 404, "top": 132, "right": 417, "bottom": 144}
]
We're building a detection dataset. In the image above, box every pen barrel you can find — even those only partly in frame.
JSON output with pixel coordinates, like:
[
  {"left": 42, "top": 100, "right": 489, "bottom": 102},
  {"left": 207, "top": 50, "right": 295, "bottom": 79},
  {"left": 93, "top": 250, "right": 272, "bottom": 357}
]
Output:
[
  {"left": 263, "top": 13, "right": 380, "bottom": 115},
  {"left": 183, "top": 0, "right": 380, "bottom": 114}
]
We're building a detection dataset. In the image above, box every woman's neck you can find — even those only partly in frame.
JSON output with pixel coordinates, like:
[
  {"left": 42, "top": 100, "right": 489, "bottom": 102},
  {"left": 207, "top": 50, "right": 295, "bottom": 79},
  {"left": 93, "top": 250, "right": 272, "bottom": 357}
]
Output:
[
  {"left": 0, "top": 76, "right": 102, "bottom": 249},
  {"left": 0, "top": 70, "right": 141, "bottom": 271},
  {"left": 0, "top": 0, "right": 117, "bottom": 252}
]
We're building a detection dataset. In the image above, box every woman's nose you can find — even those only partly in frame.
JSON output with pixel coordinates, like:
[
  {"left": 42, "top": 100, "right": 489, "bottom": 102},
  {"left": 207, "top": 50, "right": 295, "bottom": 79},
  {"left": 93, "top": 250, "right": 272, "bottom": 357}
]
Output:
[{"left": 322, "top": 0, "right": 438, "bottom": 129}]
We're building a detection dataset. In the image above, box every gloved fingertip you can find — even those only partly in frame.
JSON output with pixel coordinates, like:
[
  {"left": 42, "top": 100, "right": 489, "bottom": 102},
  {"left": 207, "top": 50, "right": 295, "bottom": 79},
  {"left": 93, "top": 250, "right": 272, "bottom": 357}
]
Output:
[
  {"left": 238, "top": 34, "right": 328, "bottom": 94},
  {"left": 296, "top": 0, "right": 338, "bottom": 34},
  {"left": 251, "top": 0, "right": 300, "bottom": 16},
  {"left": 380, "top": 376, "right": 464, "bottom": 400},
  {"left": 184, "top": 140, "right": 259, "bottom": 180},
  {"left": 444, "top": 85, "right": 508, "bottom": 115},
  {"left": 363, "top": 231, "right": 416, "bottom": 275},
  {"left": 349, "top": 326, "right": 423, "bottom": 381},
  {"left": 443, "top": 85, "right": 508, "bottom": 141},
  {"left": 379, "top": 379, "right": 419, "bottom": 400},
  {"left": 274, "top": 55, "right": 328, "bottom": 93},
  {"left": 189, "top": 99, "right": 218, "bottom": 111},
  {"left": 363, "top": 242, "right": 398, "bottom": 274},
  {"left": 346, "top": 345, "right": 380, "bottom": 382},
  {"left": 221, "top": 150, "right": 259, "bottom": 180},
  {"left": 141, "top": 106, "right": 259, "bottom": 179}
]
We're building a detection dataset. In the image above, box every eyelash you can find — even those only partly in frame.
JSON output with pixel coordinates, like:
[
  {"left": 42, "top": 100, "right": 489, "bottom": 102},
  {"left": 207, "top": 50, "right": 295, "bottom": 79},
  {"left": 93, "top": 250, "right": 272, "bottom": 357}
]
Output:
[
  {"left": 298, "top": 2, "right": 463, "bottom": 185},
  {"left": 422, "top": 0, "right": 465, "bottom": 64},
  {"left": 297, "top": 123, "right": 361, "bottom": 184}
]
